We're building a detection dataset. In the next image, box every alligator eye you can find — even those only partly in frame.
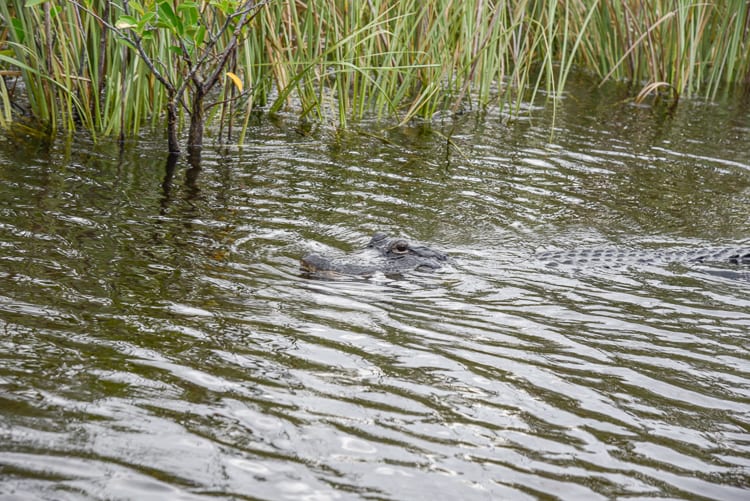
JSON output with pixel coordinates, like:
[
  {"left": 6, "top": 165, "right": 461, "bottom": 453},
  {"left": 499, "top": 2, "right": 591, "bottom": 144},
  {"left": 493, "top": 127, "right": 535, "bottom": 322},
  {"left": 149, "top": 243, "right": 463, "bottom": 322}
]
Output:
[{"left": 392, "top": 241, "right": 409, "bottom": 254}]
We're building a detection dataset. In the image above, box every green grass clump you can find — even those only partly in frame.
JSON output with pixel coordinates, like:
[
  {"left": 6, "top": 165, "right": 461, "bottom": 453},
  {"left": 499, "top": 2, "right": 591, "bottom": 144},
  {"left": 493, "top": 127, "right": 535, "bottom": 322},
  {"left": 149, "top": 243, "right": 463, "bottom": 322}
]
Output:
[{"left": 0, "top": 1, "right": 748, "bottom": 143}]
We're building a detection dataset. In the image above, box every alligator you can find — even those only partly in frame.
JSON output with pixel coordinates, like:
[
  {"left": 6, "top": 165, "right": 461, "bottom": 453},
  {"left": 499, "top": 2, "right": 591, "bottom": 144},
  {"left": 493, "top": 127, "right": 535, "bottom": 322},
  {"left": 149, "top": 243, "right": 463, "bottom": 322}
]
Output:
[
  {"left": 301, "top": 232, "right": 448, "bottom": 278},
  {"left": 536, "top": 246, "right": 750, "bottom": 267},
  {"left": 300, "top": 232, "right": 749, "bottom": 279}
]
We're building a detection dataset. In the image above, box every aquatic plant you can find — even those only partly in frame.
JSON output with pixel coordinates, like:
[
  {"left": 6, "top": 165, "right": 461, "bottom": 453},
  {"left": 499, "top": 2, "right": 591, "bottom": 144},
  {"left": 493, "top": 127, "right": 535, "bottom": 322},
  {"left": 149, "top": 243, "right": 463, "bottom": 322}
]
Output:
[
  {"left": 579, "top": 0, "right": 750, "bottom": 104},
  {"left": 0, "top": 1, "right": 748, "bottom": 145},
  {"left": 114, "top": 0, "right": 262, "bottom": 153}
]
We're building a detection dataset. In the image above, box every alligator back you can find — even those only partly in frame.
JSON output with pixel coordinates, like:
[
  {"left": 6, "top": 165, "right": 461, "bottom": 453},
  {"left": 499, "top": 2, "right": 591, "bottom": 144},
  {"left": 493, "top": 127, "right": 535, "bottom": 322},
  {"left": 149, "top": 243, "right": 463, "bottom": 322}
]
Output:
[{"left": 537, "top": 246, "right": 750, "bottom": 267}]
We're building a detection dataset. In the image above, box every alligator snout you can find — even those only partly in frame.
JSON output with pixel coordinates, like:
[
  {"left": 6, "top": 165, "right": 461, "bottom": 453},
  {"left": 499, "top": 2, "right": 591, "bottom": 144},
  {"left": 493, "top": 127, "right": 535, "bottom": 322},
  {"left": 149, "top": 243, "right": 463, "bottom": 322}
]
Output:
[{"left": 301, "top": 232, "right": 447, "bottom": 278}]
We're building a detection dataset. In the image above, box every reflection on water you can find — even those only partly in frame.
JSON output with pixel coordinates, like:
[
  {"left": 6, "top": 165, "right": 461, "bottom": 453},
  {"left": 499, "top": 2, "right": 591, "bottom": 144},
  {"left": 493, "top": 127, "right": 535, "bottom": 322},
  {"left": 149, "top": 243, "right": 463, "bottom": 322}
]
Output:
[{"left": 1, "top": 83, "right": 749, "bottom": 499}]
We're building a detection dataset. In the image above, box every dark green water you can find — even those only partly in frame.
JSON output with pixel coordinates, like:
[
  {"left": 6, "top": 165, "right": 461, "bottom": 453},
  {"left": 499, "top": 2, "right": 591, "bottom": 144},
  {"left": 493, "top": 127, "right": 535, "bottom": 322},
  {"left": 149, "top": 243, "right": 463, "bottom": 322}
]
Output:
[{"left": 1, "top": 82, "right": 749, "bottom": 500}]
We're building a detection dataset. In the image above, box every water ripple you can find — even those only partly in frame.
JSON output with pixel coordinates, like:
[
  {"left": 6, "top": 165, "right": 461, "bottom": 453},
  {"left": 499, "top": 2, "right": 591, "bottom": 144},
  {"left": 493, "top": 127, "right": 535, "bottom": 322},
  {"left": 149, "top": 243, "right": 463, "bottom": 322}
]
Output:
[{"left": 2, "top": 95, "right": 750, "bottom": 498}]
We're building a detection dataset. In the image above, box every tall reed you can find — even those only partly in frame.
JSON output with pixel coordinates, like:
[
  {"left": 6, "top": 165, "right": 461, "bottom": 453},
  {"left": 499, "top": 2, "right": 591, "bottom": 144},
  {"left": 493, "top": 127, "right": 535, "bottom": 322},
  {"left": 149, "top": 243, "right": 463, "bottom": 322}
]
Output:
[
  {"left": 0, "top": 0, "right": 159, "bottom": 137},
  {"left": 0, "top": 1, "right": 748, "bottom": 142},
  {"left": 578, "top": 0, "right": 750, "bottom": 101}
]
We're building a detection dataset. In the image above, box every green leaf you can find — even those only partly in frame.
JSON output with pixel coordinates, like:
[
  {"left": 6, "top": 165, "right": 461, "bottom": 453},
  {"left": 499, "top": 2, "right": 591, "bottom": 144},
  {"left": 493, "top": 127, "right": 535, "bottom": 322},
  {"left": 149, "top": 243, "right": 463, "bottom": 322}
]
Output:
[
  {"left": 157, "top": 1, "right": 182, "bottom": 35},
  {"left": 177, "top": 2, "right": 199, "bottom": 28},
  {"left": 128, "top": 0, "right": 145, "bottom": 16},
  {"left": 194, "top": 25, "right": 206, "bottom": 47},
  {"left": 25, "top": 0, "right": 49, "bottom": 7},
  {"left": 138, "top": 12, "right": 156, "bottom": 31},
  {"left": 210, "top": 0, "right": 233, "bottom": 16},
  {"left": 115, "top": 38, "right": 137, "bottom": 51}
]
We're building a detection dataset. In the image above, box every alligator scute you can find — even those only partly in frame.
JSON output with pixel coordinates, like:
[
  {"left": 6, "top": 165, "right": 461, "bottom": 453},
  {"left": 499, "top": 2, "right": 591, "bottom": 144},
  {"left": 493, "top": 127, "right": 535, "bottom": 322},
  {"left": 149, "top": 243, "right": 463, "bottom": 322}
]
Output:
[{"left": 536, "top": 246, "right": 750, "bottom": 267}]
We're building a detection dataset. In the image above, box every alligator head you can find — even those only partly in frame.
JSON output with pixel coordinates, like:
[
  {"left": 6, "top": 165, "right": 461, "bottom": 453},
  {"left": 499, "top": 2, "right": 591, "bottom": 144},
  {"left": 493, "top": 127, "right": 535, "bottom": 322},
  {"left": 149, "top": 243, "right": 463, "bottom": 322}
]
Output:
[{"left": 301, "top": 232, "right": 447, "bottom": 278}]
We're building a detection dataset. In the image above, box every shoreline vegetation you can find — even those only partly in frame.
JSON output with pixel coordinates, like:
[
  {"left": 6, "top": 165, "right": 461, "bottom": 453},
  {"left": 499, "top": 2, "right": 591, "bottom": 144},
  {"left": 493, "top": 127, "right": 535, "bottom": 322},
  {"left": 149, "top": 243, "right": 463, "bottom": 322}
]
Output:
[{"left": 0, "top": 1, "right": 748, "bottom": 151}]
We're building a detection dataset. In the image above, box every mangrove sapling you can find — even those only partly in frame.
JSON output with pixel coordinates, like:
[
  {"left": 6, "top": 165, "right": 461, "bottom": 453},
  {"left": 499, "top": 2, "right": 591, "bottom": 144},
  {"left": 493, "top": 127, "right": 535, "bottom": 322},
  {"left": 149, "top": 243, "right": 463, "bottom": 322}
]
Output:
[{"left": 113, "top": 0, "right": 262, "bottom": 154}]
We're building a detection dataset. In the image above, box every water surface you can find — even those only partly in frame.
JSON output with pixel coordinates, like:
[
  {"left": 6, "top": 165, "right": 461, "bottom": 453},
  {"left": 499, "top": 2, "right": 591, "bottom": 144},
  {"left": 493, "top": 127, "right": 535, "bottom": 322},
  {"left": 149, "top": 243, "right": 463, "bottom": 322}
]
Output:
[{"left": 1, "top": 83, "right": 749, "bottom": 499}]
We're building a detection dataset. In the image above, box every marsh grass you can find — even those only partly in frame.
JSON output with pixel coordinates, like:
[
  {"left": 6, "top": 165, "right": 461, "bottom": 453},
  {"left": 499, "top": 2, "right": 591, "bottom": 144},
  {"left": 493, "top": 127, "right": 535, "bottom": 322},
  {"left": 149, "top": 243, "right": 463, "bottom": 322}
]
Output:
[{"left": 0, "top": 1, "right": 748, "bottom": 143}]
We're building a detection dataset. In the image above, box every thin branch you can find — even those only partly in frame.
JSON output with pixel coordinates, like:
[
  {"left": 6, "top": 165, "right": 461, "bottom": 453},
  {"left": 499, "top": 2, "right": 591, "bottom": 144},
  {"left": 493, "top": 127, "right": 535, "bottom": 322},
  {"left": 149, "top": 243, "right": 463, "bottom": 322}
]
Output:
[
  {"left": 206, "top": 88, "right": 250, "bottom": 111},
  {"left": 179, "top": 0, "right": 267, "bottom": 99}
]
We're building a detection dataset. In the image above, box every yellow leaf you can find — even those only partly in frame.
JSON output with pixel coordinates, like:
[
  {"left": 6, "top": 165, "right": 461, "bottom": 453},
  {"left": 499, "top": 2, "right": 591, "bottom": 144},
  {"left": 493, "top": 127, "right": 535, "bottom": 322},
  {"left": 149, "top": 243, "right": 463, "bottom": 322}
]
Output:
[{"left": 226, "top": 72, "right": 243, "bottom": 93}]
